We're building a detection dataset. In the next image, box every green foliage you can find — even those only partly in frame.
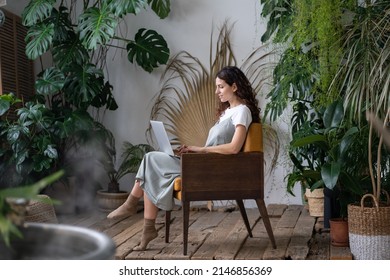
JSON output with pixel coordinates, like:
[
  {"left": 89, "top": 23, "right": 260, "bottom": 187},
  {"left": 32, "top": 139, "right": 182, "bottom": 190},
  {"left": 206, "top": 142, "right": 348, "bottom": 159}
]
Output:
[
  {"left": 292, "top": 0, "right": 342, "bottom": 103},
  {"left": 78, "top": 5, "right": 118, "bottom": 50},
  {"left": 261, "top": 0, "right": 390, "bottom": 208},
  {"left": 22, "top": 0, "right": 170, "bottom": 73},
  {"left": 260, "top": 0, "right": 293, "bottom": 43},
  {"left": 261, "top": 0, "right": 390, "bottom": 124},
  {"left": 287, "top": 100, "right": 369, "bottom": 215},
  {"left": 0, "top": 0, "right": 171, "bottom": 189},
  {"left": 100, "top": 135, "right": 154, "bottom": 193},
  {"left": 331, "top": 1, "right": 390, "bottom": 121},
  {"left": 261, "top": 0, "right": 344, "bottom": 124},
  {"left": 127, "top": 29, "right": 170, "bottom": 73}
]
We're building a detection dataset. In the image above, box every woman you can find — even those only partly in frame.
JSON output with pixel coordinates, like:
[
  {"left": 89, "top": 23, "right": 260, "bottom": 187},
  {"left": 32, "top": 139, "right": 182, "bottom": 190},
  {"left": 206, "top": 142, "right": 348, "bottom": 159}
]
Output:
[{"left": 107, "top": 66, "right": 261, "bottom": 250}]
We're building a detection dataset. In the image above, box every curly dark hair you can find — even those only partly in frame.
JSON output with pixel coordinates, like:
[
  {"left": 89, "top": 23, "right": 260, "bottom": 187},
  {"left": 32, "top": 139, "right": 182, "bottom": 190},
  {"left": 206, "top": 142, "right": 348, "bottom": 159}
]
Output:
[{"left": 215, "top": 66, "right": 261, "bottom": 123}]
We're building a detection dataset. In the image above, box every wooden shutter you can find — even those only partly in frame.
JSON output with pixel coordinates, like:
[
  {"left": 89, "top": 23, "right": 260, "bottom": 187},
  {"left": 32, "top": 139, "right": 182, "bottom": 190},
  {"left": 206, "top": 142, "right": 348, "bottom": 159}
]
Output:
[{"left": 0, "top": 9, "right": 34, "bottom": 106}]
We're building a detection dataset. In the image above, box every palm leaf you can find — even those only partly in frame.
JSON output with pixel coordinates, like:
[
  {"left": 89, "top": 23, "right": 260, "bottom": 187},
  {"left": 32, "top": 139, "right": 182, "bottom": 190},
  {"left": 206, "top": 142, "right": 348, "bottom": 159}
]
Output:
[{"left": 331, "top": 1, "right": 390, "bottom": 121}]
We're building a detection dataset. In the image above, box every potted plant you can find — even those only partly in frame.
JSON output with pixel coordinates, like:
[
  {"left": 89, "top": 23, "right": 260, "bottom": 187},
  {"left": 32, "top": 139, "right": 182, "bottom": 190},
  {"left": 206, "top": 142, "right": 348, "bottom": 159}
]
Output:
[
  {"left": 0, "top": 93, "right": 112, "bottom": 213},
  {"left": 289, "top": 101, "right": 367, "bottom": 226},
  {"left": 286, "top": 107, "right": 327, "bottom": 217},
  {"left": 96, "top": 137, "right": 154, "bottom": 212},
  {"left": 347, "top": 109, "right": 390, "bottom": 259}
]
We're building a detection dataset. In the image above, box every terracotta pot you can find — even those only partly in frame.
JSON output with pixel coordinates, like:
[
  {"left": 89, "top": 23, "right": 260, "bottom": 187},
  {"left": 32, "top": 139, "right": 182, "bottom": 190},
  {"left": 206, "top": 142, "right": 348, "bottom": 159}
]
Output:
[{"left": 330, "top": 218, "right": 349, "bottom": 247}]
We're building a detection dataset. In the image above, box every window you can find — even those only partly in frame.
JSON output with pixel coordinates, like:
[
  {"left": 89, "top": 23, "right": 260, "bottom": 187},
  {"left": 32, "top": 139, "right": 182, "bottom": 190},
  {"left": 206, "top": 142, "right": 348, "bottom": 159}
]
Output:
[{"left": 0, "top": 9, "right": 34, "bottom": 115}]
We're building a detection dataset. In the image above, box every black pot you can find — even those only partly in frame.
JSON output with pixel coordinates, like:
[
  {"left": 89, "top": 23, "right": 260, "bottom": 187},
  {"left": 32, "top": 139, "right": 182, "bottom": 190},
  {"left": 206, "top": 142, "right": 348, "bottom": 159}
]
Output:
[
  {"left": 0, "top": 223, "right": 115, "bottom": 260},
  {"left": 324, "top": 188, "right": 341, "bottom": 229}
]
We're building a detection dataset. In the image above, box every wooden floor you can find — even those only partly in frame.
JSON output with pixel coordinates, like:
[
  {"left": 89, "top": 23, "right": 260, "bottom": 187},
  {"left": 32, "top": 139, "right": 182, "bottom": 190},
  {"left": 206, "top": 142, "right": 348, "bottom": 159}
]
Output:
[{"left": 58, "top": 203, "right": 352, "bottom": 260}]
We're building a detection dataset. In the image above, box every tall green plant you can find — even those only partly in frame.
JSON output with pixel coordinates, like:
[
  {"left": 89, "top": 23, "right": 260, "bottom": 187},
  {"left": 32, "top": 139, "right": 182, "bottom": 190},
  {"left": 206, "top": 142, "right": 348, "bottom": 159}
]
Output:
[
  {"left": 261, "top": 0, "right": 390, "bottom": 124},
  {"left": 260, "top": 0, "right": 390, "bottom": 202},
  {"left": 330, "top": 1, "right": 390, "bottom": 122},
  {"left": 260, "top": 0, "right": 344, "bottom": 127}
]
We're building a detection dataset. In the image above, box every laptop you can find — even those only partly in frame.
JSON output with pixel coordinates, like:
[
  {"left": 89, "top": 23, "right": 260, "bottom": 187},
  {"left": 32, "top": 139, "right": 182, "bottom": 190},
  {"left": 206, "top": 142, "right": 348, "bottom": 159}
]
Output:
[{"left": 150, "top": 120, "right": 175, "bottom": 156}]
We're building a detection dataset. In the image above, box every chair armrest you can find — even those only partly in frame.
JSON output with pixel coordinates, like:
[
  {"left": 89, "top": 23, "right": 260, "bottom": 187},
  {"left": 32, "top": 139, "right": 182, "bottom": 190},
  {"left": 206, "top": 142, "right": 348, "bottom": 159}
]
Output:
[{"left": 180, "top": 152, "right": 264, "bottom": 200}]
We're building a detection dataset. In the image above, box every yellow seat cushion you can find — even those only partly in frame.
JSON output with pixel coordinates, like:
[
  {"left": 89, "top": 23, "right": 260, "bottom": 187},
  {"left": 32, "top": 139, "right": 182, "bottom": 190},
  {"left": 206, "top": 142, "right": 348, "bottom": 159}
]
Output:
[
  {"left": 174, "top": 177, "right": 182, "bottom": 191},
  {"left": 173, "top": 178, "right": 182, "bottom": 200}
]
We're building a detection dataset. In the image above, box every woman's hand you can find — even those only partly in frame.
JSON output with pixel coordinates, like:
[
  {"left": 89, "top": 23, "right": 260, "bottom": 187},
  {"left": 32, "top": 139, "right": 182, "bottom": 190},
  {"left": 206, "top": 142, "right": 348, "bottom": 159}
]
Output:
[
  {"left": 174, "top": 145, "right": 204, "bottom": 155},
  {"left": 174, "top": 145, "right": 189, "bottom": 155}
]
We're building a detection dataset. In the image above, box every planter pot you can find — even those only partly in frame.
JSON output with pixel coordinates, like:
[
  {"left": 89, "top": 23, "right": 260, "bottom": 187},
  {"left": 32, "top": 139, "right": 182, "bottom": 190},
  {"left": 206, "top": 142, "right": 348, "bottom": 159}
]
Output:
[
  {"left": 324, "top": 187, "right": 341, "bottom": 229},
  {"left": 96, "top": 190, "right": 129, "bottom": 212},
  {"left": 348, "top": 195, "right": 390, "bottom": 260},
  {"left": 305, "top": 188, "right": 324, "bottom": 217},
  {"left": 329, "top": 218, "right": 349, "bottom": 247},
  {"left": 0, "top": 222, "right": 115, "bottom": 260}
]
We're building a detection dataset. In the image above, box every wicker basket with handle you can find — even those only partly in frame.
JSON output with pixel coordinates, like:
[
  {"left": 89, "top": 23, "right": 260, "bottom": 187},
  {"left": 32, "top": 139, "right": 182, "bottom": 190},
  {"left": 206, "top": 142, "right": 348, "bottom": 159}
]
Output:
[{"left": 348, "top": 193, "right": 390, "bottom": 260}]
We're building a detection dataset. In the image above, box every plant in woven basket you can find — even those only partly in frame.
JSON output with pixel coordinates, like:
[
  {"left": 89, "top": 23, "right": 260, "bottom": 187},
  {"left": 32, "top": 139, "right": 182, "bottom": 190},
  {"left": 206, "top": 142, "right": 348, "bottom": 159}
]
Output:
[
  {"left": 287, "top": 100, "right": 368, "bottom": 218},
  {"left": 347, "top": 110, "right": 390, "bottom": 259}
]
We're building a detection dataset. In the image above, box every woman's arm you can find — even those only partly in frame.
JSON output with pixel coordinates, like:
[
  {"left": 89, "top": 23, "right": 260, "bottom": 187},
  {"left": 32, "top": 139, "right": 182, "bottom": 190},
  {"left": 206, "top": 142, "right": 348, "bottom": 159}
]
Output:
[{"left": 181, "top": 124, "right": 247, "bottom": 155}]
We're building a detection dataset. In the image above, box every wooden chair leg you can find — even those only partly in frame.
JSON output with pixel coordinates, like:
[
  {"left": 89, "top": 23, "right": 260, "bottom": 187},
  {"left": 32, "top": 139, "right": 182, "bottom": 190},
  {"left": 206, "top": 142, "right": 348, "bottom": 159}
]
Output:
[
  {"left": 182, "top": 201, "right": 190, "bottom": 255},
  {"left": 236, "top": 200, "right": 253, "bottom": 237},
  {"left": 256, "top": 199, "right": 276, "bottom": 249},
  {"left": 165, "top": 210, "right": 171, "bottom": 243}
]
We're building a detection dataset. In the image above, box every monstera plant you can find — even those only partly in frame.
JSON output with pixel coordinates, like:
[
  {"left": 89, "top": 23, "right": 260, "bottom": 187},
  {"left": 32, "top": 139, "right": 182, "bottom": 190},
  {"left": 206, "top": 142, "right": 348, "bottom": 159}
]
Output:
[
  {"left": 0, "top": 1, "right": 171, "bottom": 203},
  {"left": 21, "top": 0, "right": 170, "bottom": 110}
]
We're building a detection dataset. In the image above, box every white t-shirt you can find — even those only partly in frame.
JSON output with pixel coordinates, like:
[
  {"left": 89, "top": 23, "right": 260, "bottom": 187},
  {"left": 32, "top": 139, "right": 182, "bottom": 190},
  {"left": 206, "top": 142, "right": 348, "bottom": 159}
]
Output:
[{"left": 219, "top": 104, "right": 252, "bottom": 130}]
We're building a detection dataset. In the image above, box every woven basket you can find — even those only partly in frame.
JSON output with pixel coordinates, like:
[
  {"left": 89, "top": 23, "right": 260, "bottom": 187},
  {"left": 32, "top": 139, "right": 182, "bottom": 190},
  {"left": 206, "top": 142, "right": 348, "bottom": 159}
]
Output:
[
  {"left": 305, "top": 188, "right": 324, "bottom": 217},
  {"left": 348, "top": 193, "right": 390, "bottom": 260},
  {"left": 25, "top": 194, "right": 58, "bottom": 224}
]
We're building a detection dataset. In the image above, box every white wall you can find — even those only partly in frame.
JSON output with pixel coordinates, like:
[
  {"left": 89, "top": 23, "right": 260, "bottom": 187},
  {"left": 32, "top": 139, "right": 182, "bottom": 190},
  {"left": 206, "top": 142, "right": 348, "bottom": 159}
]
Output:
[
  {"left": 8, "top": 0, "right": 303, "bottom": 206},
  {"left": 3, "top": 0, "right": 29, "bottom": 15}
]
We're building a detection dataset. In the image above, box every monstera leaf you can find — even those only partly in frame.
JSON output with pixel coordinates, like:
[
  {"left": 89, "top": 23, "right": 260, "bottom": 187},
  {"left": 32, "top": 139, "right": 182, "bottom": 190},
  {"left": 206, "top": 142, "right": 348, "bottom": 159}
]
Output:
[
  {"left": 64, "top": 64, "right": 105, "bottom": 107},
  {"left": 108, "top": 0, "right": 148, "bottom": 17},
  {"left": 78, "top": 6, "right": 118, "bottom": 50},
  {"left": 25, "top": 23, "right": 54, "bottom": 60},
  {"left": 35, "top": 67, "right": 65, "bottom": 96},
  {"left": 52, "top": 33, "right": 89, "bottom": 70},
  {"left": 127, "top": 28, "right": 170, "bottom": 73},
  {"left": 22, "top": 0, "right": 56, "bottom": 26},
  {"left": 148, "top": 0, "right": 171, "bottom": 19}
]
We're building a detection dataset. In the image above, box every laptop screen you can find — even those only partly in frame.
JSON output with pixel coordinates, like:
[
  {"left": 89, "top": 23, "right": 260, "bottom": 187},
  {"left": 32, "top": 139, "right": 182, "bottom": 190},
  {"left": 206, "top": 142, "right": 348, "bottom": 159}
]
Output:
[{"left": 150, "top": 120, "right": 174, "bottom": 156}]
